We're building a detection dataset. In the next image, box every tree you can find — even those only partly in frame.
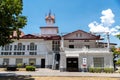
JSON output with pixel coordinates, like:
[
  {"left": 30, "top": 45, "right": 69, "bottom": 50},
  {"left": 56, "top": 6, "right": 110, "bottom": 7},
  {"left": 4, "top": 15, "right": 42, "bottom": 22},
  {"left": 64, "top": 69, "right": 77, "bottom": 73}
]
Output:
[
  {"left": 116, "top": 34, "right": 120, "bottom": 40},
  {"left": 111, "top": 47, "right": 120, "bottom": 70},
  {"left": 0, "top": 0, "right": 27, "bottom": 46},
  {"left": 116, "top": 59, "right": 120, "bottom": 66}
]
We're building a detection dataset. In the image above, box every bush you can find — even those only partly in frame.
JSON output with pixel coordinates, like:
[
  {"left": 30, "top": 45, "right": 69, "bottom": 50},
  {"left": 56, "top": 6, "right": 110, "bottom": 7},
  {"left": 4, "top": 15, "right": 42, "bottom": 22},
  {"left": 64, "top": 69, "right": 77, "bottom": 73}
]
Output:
[
  {"left": 88, "top": 67, "right": 94, "bottom": 73},
  {"left": 89, "top": 67, "right": 114, "bottom": 73},
  {"left": 26, "top": 66, "right": 36, "bottom": 71},
  {"left": 89, "top": 67, "right": 102, "bottom": 73},
  {"left": 104, "top": 68, "right": 114, "bottom": 73},
  {"left": 94, "top": 68, "right": 102, "bottom": 73}
]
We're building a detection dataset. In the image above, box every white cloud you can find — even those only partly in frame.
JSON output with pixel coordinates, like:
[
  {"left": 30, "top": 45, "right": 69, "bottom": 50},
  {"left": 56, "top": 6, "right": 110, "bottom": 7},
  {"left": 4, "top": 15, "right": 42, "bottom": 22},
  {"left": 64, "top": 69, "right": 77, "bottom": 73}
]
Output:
[
  {"left": 88, "top": 21, "right": 109, "bottom": 33},
  {"left": 116, "top": 26, "right": 120, "bottom": 29},
  {"left": 100, "top": 9, "right": 115, "bottom": 27},
  {"left": 88, "top": 9, "right": 119, "bottom": 36}
]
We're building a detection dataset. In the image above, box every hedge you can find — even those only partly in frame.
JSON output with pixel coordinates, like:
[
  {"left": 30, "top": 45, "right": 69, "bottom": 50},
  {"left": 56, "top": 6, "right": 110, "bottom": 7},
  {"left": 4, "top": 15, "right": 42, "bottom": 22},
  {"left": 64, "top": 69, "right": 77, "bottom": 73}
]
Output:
[
  {"left": 89, "top": 67, "right": 114, "bottom": 73},
  {"left": 26, "top": 66, "right": 36, "bottom": 71}
]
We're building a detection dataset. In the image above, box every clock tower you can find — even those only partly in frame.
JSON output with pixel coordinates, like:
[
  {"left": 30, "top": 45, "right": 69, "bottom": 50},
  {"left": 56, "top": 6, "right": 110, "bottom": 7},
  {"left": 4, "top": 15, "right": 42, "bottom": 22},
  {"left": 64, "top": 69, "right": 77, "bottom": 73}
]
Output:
[
  {"left": 45, "top": 10, "right": 55, "bottom": 26},
  {"left": 40, "top": 11, "right": 58, "bottom": 36}
]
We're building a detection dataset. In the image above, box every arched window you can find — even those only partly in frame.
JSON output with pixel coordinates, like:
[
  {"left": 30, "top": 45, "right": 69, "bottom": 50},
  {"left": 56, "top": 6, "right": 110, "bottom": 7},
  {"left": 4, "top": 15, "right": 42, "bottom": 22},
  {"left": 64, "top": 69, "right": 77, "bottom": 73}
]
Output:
[
  {"left": 1, "top": 44, "right": 12, "bottom": 51},
  {"left": 14, "top": 43, "right": 25, "bottom": 51},
  {"left": 18, "top": 43, "right": 22, "bottom": 50},
  {"left": 27, "top": 43, "right": 37, "bottom": 50},
  {"left": 30, "top": 43, "right": 34, "bottom": 50}
]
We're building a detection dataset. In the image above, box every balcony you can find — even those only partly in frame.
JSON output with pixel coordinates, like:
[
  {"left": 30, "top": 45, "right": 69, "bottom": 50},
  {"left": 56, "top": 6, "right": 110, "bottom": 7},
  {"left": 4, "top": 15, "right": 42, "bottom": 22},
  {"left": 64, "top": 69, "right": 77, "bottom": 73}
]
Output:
[{"left": 64, "top": 47, "right": 110, "bottom": 53}]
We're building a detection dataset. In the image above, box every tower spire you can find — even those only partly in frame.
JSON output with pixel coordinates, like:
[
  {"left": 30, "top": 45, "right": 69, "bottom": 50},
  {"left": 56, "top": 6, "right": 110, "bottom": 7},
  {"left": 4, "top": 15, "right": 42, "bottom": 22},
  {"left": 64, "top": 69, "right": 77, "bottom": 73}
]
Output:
[
  {"left": 45, "top": 10, "right": 55, "bottom": 26},
  {"left": 49, "top": 9, "right": 51, "bottom": 16}
]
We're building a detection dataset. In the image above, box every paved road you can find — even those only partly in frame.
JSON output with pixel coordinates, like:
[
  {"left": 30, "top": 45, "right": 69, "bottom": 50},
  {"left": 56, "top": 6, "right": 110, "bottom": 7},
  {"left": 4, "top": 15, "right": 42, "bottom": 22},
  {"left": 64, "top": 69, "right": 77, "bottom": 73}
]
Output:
[{"left": 0, "top": 68, "right": 120, "bottom": 77}]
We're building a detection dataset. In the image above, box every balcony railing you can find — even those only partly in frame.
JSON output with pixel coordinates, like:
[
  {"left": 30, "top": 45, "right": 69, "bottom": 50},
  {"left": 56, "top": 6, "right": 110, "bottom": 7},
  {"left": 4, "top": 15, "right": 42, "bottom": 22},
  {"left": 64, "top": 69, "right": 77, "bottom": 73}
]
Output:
[
  {"left": 0, "top": 54, "right": 46, "bottom": 57},
  {"left": 64, "top": 47, "right": 110, "bottom": 53}
]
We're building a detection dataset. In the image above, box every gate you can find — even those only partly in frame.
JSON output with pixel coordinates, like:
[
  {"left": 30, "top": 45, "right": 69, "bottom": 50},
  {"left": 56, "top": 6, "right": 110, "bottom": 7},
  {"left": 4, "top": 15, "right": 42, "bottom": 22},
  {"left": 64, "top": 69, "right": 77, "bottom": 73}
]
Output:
[{"left": 66, "top": 58, "right": 78, "bottom": 72}]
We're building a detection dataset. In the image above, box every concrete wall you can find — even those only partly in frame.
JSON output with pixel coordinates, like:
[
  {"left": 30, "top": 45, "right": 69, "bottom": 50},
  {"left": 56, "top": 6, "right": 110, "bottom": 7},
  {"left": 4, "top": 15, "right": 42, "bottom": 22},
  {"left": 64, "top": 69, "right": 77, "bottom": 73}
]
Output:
[
  {"left": 0, "top": 39, "right": 54, "bottom": 67},
  {"left": 64, "top": 40, "right": 96, "bottom": 48},
  {"left": 60, "top": 51, "right": 113, "bottom": 72},
  {"left": 79, "top": 53, "right": 113, "bottom": 69}
]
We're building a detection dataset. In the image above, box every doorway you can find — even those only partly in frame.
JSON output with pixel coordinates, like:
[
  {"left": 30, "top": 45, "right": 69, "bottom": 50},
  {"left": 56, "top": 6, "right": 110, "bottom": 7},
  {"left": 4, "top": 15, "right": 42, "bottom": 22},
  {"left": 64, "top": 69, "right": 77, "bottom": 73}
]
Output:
[
  {"left": 66, "top": 58, "right": 78, "bottom": 72},
  {"left": 41, "top": 59, "right": 45, "bottom": 68}
]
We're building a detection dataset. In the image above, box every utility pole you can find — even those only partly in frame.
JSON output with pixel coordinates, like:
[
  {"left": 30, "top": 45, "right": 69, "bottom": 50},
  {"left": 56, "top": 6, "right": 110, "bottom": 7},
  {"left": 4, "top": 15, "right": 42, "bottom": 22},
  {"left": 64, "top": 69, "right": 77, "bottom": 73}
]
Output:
[
  {"left": 106, "top": 32, "right": 110, "bottom": 50},
  {"left": 92, "top": 32, "right": 110, "bottom": 50}
]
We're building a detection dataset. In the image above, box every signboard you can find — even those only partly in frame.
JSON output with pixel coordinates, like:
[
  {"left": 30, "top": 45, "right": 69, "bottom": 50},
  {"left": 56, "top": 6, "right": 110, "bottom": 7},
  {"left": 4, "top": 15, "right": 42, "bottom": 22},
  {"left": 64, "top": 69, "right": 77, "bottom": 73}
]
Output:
[{"left": 82, "top": 58, "right": 87, "bottom": 65}]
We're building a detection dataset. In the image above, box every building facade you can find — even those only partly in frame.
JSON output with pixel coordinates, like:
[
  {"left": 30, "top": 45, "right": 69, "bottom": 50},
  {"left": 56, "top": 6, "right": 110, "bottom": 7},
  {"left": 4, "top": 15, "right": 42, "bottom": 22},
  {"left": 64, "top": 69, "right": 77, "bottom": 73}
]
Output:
[
  {"left": 0, "top": 12, "right": 116, "bottom": 71},
  {"left": 59, "top": 30, "right": 114, "bottom": 71}
]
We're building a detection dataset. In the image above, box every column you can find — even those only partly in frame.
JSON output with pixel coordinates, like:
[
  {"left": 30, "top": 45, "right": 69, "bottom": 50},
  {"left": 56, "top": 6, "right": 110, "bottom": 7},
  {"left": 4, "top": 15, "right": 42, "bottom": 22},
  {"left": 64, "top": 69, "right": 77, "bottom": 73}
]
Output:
[{"left": 59, "top": 52, "right": 66, "bottom": 72}]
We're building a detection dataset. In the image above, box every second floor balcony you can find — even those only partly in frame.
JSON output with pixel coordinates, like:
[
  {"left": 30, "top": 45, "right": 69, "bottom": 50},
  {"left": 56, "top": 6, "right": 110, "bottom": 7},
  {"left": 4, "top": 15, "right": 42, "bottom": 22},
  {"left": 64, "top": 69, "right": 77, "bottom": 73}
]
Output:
[{"left": 64, "top": 47, "right": 111, "bottom": 53}]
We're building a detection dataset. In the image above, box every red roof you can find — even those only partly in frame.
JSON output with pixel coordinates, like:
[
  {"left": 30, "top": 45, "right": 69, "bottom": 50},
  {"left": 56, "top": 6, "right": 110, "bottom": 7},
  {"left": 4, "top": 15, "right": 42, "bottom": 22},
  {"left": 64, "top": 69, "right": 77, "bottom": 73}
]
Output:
[
  {"left": 20, "top": 34, "right": 41, "bottom": 39},
  {"left": 63, "top": 30, "right": 101, "bottom": 40},
  {"left": 14, "top": 34, "right": 61, "bottom": 40}
]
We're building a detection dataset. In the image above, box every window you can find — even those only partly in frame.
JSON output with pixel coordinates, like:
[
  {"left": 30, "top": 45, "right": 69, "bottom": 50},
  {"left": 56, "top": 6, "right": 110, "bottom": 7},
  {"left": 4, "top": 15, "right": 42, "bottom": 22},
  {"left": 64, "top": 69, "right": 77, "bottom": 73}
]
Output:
[
  {"left": 29, "top": 52, "right": 37, "bottom": 55},
  {"left": 3, "top": 58, "right": 9, "bottom": 65},
  {"left": 18, "top": 43, "right": 22, "bottom": 50},
  {"left": 14, "top": 45, "right": 17, "bottom": 50},
  {"left": 14, "top": 43, "right": 25, "bottom": 51},
  {"left": 5, "top": 45, "right": 9, "bottom": 51},
  {"left": 1, "top": 52, "right": 12, "bottom": 55},
  {"left": 69, "top": 40, "right": 74, "bottom": 42},
  {"left": 27, "top": 43, "right": 37, "bottom": 50},
  {"left": 69, "top": 45, "right": 74, "bottom": 48},
  {"left": 76, "top": 33, "right": 82, "bottom": 37},
  {"left": 84, "top": 40, "right": 89, "bottom": 42},
  {"left": 29, "top": 58, "right": 36, "bottom": 65},
  {"left": 1, "top": 52, "right": 3, "bottom": 55},
  {"left": 1, "top": 45, "right": 12, "bottom": 51},
  {"left": 16, "top": 58, "right": 23, "bottom": 65},
  {"left": 52, "top": 40, "right": 60, "bottom": 53},
  {"left": 84, "top": 45, "right": 90, "bottom": 48},
  {"left": 27, "top": 45, "right": 29, "bottom": 50},
  {"left": 14, "top": 52, "right": 25, "bottom": 55},
  {"left": 30, "top": 43, "right": 34, "bottom": 50},
  {"left": 93, "top": 57, "right": 104, "bottom": 67},
  {"left": 10, "top": 45, "right": 12, "bottom": 50},
  {"left": 23, "top": 45, "right": 25, "bottom": 50}
]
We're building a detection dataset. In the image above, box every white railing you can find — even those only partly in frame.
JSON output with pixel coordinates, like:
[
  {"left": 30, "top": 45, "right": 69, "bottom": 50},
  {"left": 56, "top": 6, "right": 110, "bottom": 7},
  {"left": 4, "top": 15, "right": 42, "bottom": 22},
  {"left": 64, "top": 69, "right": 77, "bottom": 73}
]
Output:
[
  {"left": 64, "top": 47, "right": 110, "bottom": 53},
  {"left": 0, "top": 54, "right": 46, "bottom": 56}
]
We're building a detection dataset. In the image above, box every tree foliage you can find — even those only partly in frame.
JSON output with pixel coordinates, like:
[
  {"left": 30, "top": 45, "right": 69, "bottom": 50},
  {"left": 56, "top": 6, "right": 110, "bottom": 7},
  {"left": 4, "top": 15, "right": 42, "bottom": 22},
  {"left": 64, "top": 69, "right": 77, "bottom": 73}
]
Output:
[
  {"left": 116, "top": 27, "right": 120, "bottom": 40},
  {"left": 0, "top": 0, "right": 27, "bottom": 46},
  {"left": 111, "top": 47, "right": 120, "bottom": 55},
  {"left": 116, "top": 59, "right": 120, "bottom": 66},
  {"left": 116, "top": 34, "right": 120, "bottom": 40}
]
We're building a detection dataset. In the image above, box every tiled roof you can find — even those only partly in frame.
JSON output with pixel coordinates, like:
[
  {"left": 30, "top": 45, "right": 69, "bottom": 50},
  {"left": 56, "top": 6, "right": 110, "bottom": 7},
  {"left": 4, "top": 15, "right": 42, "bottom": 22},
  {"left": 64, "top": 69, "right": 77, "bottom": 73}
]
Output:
[
  {"left": 20, "top": 34, "right": 41, "bottom": 39},
  {"left": 63, "top": 30, "right": 101, "bottom": 40},
  {"left": 15, "top": 34, "right": 61, "bottom": 40}
]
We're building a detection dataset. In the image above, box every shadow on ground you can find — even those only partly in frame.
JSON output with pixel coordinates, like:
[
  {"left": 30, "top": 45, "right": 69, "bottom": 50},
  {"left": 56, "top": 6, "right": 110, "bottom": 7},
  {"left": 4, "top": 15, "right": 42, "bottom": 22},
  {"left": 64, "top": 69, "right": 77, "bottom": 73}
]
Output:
[{"left": 0, "top": 73, "right": 34, "bottom": 80}]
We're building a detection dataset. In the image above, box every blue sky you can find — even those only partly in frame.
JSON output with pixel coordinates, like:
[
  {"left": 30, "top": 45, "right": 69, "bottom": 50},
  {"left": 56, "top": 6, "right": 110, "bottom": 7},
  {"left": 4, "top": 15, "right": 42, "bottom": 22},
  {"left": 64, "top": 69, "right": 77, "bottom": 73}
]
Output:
[{"left": 22, "top": 0, "right": 120, "bottom": 47}]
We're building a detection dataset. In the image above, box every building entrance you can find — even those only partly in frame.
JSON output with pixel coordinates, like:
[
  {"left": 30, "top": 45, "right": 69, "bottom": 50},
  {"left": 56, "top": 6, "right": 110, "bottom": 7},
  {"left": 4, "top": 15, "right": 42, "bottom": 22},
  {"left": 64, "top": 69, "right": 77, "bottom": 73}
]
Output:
[
  {"left": 41, "top": 59, "right": 45, "bottom": 68},
  {"left": 66, "top": 58, "right": 78, "bottom": 72}
]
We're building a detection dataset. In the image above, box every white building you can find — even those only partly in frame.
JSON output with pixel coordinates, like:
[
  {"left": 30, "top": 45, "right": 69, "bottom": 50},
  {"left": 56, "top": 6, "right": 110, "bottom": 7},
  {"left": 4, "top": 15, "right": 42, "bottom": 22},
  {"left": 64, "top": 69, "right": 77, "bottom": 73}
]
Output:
[{"left": 0, "top": 12, "right": 117, "bottom": 71}]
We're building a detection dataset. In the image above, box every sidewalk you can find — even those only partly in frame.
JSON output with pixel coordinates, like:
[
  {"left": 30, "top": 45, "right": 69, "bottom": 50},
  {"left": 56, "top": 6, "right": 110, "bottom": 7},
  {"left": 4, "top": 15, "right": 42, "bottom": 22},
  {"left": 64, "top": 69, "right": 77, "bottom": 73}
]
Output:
[{"left": 0, "top": 68, "right": 120, "bottom": 78}]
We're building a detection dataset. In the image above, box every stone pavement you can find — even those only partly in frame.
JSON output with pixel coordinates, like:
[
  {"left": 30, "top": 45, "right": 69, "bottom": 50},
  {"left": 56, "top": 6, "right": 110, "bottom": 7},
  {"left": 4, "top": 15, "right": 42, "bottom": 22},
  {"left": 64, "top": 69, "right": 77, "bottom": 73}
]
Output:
[{"left": 0, "top": 68, "right": 120, "bottom": 78}]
